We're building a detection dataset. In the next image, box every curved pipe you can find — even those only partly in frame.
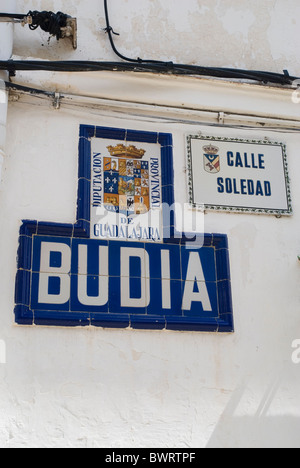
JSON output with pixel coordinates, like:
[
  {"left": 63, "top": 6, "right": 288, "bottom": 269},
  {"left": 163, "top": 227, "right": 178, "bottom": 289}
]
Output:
[{"left": 0, "top": 0, "right": 15, "bottom": 182}]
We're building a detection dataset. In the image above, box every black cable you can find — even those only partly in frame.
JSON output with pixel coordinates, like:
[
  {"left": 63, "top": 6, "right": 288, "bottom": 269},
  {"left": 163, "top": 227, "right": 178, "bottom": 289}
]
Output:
[
  {"left": 0, "top": 60, "right": 297, "bottom": 85},
  {"left": 0, "top": 11, "right": 70, "bottom": 40},
  {"left": 28, "top": 11, "right": 70, "bottom": 40},
  {"left": 0, "top": 13, "right": 26, "bottom": 19},
  {"left": 102, "top": 0, "right": 297, "bottom": 85},
  {"left": 0, "top": 4, "right": 298, "bottom": 85},
  {"left": 103, "top": 0, "right": 164, "bottom": 65},
  {"left": 4, "top": 80, "right": 55, "bottom": 97}
]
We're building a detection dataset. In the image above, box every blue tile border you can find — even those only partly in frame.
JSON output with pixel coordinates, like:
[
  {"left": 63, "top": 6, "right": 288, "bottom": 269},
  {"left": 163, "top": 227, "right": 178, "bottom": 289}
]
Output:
[{"left": 14, "top": 125, "right": 234, "bottom": 332}]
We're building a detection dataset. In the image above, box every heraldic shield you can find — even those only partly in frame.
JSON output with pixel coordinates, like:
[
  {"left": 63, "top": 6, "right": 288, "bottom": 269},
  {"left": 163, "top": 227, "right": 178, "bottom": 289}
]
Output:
[
  {"left": 203, "top": 144, "right": 220, "bottom": 174},
  {"left": 103, "top": 144, "right": 151, "bottom": 215}
]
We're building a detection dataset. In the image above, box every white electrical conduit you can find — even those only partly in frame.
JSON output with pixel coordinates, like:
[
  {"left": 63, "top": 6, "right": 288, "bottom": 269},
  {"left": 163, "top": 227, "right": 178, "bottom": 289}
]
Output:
[
  {"left": 62, "top": 93, "right": 300, "bottom": 130},
  {"left": 11, "top": 86, "right": 300, "bottom": 132},
  {"left": 0, "top": 0, "right": 15, "bottom": 183}
]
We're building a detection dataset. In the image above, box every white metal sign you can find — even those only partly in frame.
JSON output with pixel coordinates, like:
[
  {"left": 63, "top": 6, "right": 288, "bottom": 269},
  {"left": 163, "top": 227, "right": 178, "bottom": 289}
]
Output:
[{"left": 187, "top": 136, "right": 292, "bottom": 215}]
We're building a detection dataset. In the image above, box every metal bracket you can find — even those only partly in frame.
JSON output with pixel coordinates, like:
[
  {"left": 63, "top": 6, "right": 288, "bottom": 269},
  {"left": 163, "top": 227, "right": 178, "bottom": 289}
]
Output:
[
  {"left": 218, "top": 112, "right": 225, "bottom": 125},
  {"left": 53, "top": 92, "right": 62, "bottom": 110},
  {"left": 0, "top": 15, "right": 77, "bottom": 49},
  {"left": 60, "top": 17, "right": 77, "bottom": 50}
]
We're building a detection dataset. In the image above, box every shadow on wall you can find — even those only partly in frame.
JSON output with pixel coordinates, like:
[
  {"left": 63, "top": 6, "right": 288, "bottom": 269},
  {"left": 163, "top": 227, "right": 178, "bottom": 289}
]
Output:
[{"left": 206, "top": 378, "right": 300, "bottom": 448}]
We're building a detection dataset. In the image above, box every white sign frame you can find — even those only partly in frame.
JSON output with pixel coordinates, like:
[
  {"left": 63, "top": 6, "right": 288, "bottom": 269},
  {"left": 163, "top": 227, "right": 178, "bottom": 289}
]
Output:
[{"left": 186, "top": 135, "right": 292, "bottom": 216}]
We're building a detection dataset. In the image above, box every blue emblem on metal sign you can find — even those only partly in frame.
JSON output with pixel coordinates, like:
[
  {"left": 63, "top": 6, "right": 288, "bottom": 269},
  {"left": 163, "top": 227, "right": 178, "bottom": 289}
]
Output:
[{"left": 15, "top": 126, "right": 234, "bottom": 332}]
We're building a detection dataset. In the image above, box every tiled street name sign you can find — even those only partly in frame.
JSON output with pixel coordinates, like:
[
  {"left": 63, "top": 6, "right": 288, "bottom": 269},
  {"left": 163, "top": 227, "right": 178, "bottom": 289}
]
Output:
[{"left": 15, "top": 126, "right": 233, "bottom": 332}]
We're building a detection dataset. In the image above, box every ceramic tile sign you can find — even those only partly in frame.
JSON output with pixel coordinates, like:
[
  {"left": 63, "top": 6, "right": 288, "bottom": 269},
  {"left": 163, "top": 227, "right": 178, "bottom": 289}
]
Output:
[
  {"left": 15, "top": 126, "right": 234, "bottom": 332},
  {"left": 187, "top": 135, "right": 292, "bottom": 216}
]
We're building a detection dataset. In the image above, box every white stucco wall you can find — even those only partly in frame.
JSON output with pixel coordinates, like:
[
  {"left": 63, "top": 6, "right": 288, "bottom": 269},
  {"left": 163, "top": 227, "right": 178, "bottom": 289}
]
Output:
[
  {"left": 0, "top": 0, "right": 300, "bottom": 448},
  {"left": 12, "top": 0, "right": 300, "bottom": 75}
]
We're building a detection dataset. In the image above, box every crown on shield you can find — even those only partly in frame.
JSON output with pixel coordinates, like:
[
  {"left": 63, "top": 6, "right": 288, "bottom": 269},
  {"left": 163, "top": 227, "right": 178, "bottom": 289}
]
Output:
[
  {"left": 107, "top": 144, "right": 146, "bottom": 159},
  {"left": 203, "top": 144, "right": 219, "bottom": 155}
]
